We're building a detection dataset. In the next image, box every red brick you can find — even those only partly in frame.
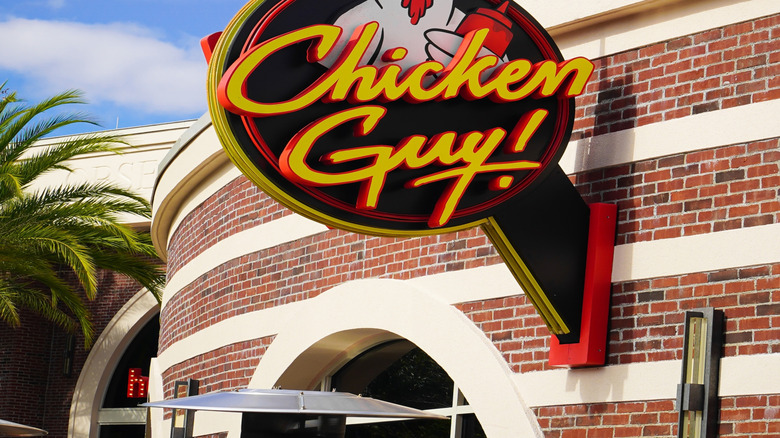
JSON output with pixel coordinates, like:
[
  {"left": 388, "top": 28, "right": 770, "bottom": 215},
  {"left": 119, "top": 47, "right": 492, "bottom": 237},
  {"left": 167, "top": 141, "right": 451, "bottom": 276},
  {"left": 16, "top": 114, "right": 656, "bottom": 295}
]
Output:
[
  {"left": 613, "top": 426, "right": 643, "bottom": 438},
  {"left": 735, "top": 421, "right": 767, "bottom": 434},
  {"left": 706, "top": 61, "right": 736, "bottom": 76},
  {"left": 721, "top": 408, "right": 752, "bottom": 421}
]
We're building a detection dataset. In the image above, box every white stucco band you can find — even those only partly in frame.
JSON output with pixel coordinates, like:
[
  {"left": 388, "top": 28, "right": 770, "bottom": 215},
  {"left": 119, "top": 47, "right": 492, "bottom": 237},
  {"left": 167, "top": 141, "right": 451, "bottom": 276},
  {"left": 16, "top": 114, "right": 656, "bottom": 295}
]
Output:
[
  {"left": 152, "top": 121, "right": 231, "bottom": 260},
  {"left": 515, "top": 353, "right": 780, "bottom": 407},
  {"left": 559, "top": 99, "right": 780, "bottom": 174},
  {"left": 612, "top": 223, "right": 780, "bottom": 283}
]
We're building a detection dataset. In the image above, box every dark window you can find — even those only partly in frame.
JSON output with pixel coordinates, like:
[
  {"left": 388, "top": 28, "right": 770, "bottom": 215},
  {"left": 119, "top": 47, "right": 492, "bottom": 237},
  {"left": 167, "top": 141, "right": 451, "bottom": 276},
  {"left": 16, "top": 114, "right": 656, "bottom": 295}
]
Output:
[
  {"left": 102, "top": 316, "right": 159, "bottom": 408},
  {"left": 98, "top": 314, "right": 159, "bottom": 438},
  {"left": 330, "top": 340, "right": 486, "bottom": 438},
  {"left": 98, "top": 424, "right": 146, "bottom": 438}
]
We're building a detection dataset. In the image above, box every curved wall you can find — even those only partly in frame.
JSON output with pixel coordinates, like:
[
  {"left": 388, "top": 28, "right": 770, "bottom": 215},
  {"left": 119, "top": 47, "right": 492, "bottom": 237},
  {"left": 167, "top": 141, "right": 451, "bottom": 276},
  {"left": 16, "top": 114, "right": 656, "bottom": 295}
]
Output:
[{"left": 151, "top": 1, "right": 780, "bottom": 437}]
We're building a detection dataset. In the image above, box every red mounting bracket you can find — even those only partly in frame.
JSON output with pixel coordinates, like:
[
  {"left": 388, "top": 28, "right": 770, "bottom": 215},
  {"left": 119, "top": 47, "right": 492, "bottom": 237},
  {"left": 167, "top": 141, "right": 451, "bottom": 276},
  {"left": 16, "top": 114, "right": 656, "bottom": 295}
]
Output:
[
  {"left": 201, "top": 32, "right": 223, "bottom": 64},
  {"left": 549, "top": 203, "right": 618, "bottom": 367}
]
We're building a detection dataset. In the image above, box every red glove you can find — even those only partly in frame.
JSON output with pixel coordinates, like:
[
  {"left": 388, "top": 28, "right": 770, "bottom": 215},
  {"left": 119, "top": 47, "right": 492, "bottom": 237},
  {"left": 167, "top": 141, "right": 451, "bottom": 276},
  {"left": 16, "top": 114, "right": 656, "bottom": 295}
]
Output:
[{"left": 401, "top": 0, "right": 434, "bottom": 25}]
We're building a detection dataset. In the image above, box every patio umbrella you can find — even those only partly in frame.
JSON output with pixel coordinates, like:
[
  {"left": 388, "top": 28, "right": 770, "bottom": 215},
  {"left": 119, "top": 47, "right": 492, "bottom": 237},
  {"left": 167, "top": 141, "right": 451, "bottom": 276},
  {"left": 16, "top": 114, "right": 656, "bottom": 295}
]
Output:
[
  {"left": 0, "top": 420, "right": 47, "bottom": 437},
  {"left": 144, "top": 388, "right": 446, "bottom": 437}
]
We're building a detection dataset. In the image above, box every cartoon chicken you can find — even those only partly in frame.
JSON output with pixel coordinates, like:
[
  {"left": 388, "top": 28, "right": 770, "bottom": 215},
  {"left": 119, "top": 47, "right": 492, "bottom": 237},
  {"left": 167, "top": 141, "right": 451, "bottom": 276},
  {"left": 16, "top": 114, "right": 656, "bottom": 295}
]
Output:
[{"left": 322, "top": 0, "right": 512, "bottom": 73}]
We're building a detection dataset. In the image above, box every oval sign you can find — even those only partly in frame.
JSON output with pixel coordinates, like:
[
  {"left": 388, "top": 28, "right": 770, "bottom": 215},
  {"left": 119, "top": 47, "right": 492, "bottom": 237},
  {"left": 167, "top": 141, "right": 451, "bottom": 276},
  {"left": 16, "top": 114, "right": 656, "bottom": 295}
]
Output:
[{"left": 208, "top": 0, "right": 593, "bottom": 236}]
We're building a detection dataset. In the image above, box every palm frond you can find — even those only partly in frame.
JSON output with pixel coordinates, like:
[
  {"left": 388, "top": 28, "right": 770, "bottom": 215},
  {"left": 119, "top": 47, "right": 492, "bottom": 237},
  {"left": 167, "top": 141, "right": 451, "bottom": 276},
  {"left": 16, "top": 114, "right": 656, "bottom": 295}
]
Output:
[
  {"left": 13, "top": 110, "right": 98, "bottom": 148},
  {"left": 13, "top": 135, "right": 128, "bottom": 188},
  {"left": 0, "top": 167, "right": 22, "bottom": 200},
  {"left": 0, "top": 87, "right": 163, "bottom": 347},
  {"left": 5, "top": 189, "right": 150, "bottom": 224},
  {"left": 0, "top": 259, "right": 94, "bottom": 344},
  {"left": 2, "top": 224, "right": 98, "bottom": 295},
  {"left": 0, "top": 90, "right": 94, "bottom": 160},
  {"left": 0, "top": 87, "right": 19, "bottom": 135},
  {"left": 90, "top": 250, "right": 164, "bottom": 302},
  {"left": 0, "top": 281, "right": 21, "bottom": 327},
  {"left": 3, "top": 284, "right": 80, "bottom": 333}
]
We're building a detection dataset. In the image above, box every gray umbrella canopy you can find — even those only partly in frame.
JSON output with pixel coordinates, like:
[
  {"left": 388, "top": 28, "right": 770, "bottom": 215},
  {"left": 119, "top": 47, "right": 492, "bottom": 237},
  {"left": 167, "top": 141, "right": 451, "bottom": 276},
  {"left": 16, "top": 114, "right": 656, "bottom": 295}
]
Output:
[
  {"left": 143, "top": 388, "right": 446, "bottom": 419},
  {"left": 0, "top": 420, "right": 47, "bottom": 437}
]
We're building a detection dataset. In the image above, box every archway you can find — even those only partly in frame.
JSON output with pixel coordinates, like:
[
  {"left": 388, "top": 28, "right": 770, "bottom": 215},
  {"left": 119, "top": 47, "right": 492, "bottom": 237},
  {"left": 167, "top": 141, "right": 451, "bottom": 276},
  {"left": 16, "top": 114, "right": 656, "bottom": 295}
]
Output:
[
  {"left": 68, "top": 290, "right": 159, "bottom": 438},
  {"left": 249, "top": 279, "right": 543, "bottom": 438}
]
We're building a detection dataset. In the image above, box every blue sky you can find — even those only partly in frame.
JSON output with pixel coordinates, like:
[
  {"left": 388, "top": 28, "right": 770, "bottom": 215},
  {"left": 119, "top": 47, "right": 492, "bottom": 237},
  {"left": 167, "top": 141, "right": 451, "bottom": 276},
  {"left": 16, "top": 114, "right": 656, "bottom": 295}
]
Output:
[{"left": 0, "top": 0, "right": 249, "bottom": 135}]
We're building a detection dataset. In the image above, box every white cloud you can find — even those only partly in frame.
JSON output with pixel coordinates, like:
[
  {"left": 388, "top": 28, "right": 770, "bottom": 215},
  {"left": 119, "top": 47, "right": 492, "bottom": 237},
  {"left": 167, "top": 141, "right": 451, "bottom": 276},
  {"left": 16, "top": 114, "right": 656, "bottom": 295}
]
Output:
[{"left": 0, "top": 17, "right": 207, "bottom": 115}]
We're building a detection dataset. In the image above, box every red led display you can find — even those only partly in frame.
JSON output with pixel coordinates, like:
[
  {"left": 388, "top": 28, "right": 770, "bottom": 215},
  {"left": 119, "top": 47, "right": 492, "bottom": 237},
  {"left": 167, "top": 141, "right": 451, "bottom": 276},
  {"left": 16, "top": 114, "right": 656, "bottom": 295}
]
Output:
[{"left": 127, "top": 368, "right": 149, "bottom": 398}]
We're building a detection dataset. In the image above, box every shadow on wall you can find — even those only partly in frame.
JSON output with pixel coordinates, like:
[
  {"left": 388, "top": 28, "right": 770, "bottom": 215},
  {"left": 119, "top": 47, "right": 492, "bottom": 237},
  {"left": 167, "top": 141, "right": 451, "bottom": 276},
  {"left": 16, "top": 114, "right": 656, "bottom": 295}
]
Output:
[{"left": 571, "top": 50, "right": 640, "bottom": 176}]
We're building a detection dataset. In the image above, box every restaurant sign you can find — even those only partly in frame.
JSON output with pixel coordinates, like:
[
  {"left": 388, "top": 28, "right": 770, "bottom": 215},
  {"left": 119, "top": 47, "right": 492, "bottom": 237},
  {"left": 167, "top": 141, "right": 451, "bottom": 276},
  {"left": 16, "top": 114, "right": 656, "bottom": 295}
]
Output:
[{"left": 207, "top": 0, "right": 613, "bottom": 351}]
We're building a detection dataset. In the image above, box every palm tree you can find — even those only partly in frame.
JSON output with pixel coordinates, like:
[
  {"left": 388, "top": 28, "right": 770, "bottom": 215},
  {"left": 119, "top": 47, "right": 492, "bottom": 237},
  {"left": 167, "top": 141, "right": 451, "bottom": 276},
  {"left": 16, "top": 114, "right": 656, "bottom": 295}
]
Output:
[{"left": 0, "top": 85, "right": 164, "bottom": 347}]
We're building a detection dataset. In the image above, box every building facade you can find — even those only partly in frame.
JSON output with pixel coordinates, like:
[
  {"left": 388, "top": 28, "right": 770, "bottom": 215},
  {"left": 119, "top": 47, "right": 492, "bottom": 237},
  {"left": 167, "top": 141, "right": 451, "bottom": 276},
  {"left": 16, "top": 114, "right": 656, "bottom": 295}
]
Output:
[
  {"left": 1, "top": 0, "right": 777, "bottom": 437},
  {"left": 148, "top": 1, "right": 779, "bottom": 437}
]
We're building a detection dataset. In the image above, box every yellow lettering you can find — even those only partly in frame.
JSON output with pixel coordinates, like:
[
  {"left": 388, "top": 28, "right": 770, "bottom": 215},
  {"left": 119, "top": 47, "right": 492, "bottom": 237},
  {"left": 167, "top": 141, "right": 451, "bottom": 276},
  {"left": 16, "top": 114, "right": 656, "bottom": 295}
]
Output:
[
  {"left": 218, "top": 24, "right": 344, "bottom": 116},
  {"left": 219, "top": 24, "right": 594, "bottom": 117},
  {"left": 280, "top": 104, "right": 546, "bottom": 228},
  {"left": 280, "top": 106, "right": 391, "bottom": 209},
  {"left": 437, "top": 29, "right": 498, "bottom": 100},
  {"left": 483, "top": 59, "right": 533, "bottom": 101},
  {"left": 408, "top": 129, "right": 541, "bottom": 227},
  {"left": 496, "top": 58, "right": 594, "bottom": 101},
  {"left": 220, "top": 22, "right": 594, "bottom": 228}
]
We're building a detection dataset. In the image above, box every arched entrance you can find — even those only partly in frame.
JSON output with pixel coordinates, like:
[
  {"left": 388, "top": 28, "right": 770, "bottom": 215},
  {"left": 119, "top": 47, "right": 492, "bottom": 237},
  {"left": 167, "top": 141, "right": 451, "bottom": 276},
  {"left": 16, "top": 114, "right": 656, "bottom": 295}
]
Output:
[
  {"left": 248, "top": 279, "right": 543, "bottom": 438},
  {"left": 68, "top": 290, "right": 159, "bottom": 438}
]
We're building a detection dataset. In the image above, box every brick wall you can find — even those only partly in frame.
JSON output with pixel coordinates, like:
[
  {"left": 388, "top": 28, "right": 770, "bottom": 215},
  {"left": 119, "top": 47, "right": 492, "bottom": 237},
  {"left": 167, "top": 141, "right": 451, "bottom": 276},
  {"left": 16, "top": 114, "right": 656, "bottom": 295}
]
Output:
[
  {"left": 166, "top": 177, "right": 291, "bottom": 279},
  {"left": 533, "top": 396, "right": 780, "bottom": 438},
  {"left": 575, "top": 139, "right": 779, "bottom": 245},
  {"left": 162, "top": 337, "right": 273, "bottom": 400},
  {"left": 573, "top": 14, "right": 779, "bottom": 138},
  {"left": 0, "top": 270, "right": 148, "bottom": 437},
  {"left": 160, "top": 225, "right": 501, "bottom": 352},
  {"left": 719, "top": 395, "right": 780, "bottom": 436},
  {"left": 534, "top": 401, "right": 678, "bottom": 438},
  {"left": 0, "top": 311, "right": 52, "bottom": 429},
  {"left": 457, "top": 262, "right": 779, "bottom": 373}
]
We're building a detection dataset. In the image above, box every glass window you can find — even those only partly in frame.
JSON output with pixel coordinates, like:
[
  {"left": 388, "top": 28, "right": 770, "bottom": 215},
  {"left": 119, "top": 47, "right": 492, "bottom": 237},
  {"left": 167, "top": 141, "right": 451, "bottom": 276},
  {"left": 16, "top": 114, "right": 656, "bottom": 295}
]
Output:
[{"left": 328, "top": 340, "right": 486, "bottom": 438}]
